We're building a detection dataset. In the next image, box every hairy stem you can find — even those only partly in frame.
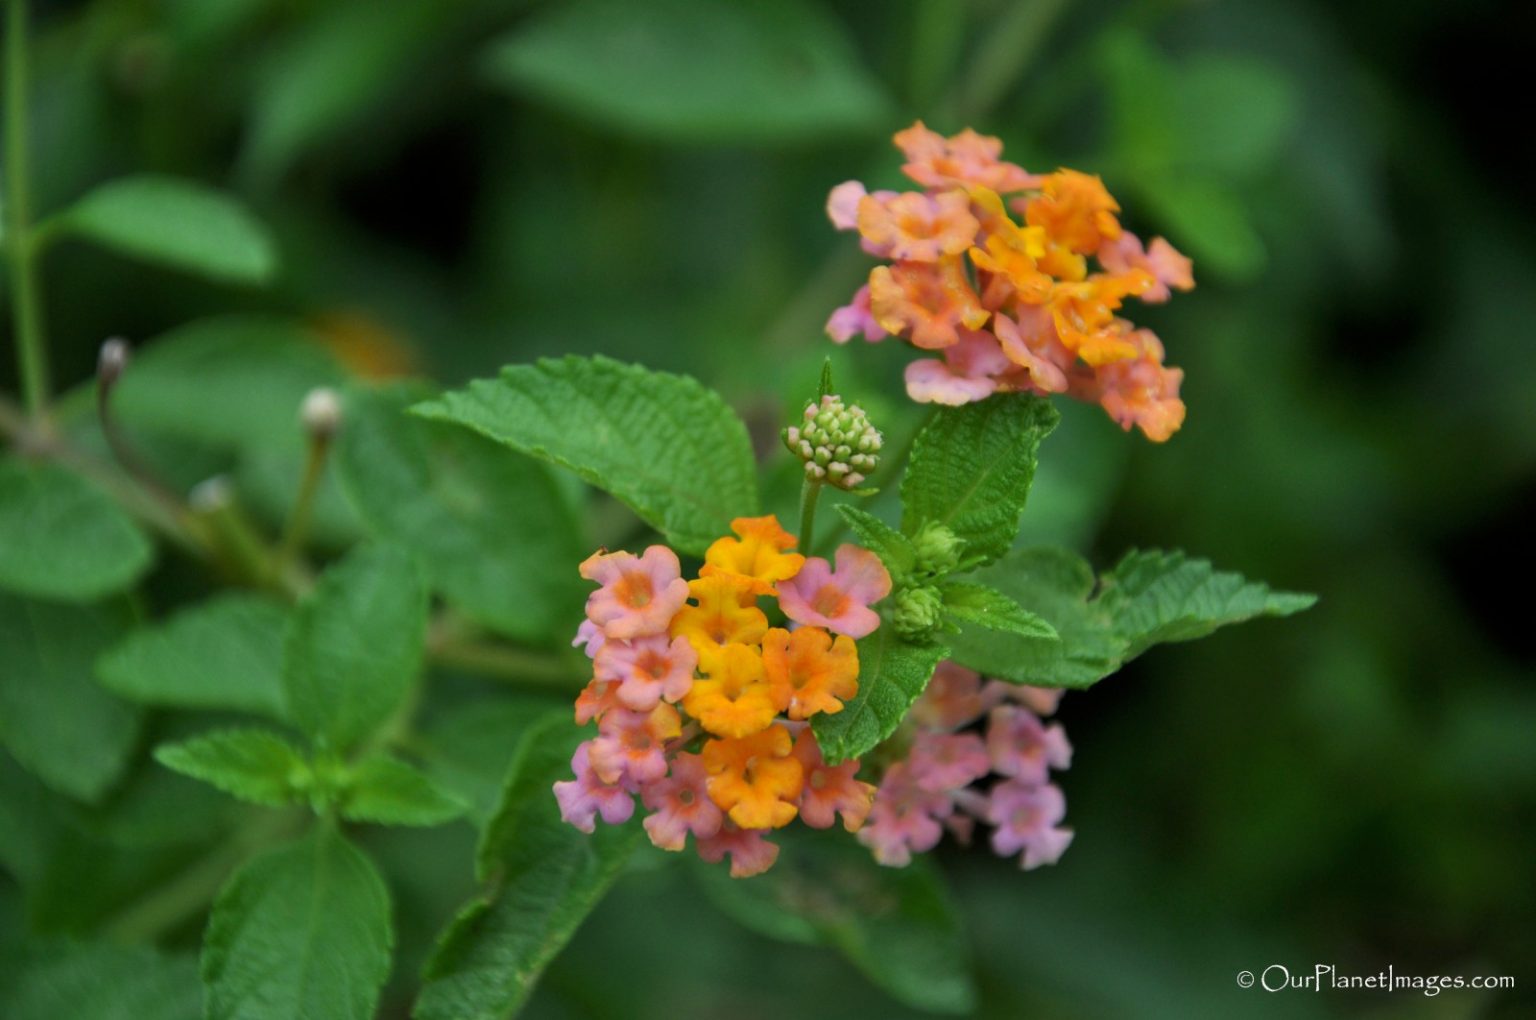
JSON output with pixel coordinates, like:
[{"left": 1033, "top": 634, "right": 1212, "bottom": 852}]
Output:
[{"left": 798, "top": 475, "right": 823, "bottom": 554}]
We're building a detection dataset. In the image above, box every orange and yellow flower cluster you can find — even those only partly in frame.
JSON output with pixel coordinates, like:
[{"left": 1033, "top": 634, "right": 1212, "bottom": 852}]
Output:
[
  {"left": 554, "top": 516, "right": 892, "bottom": 877},
  {"left": 826, "top": 122, "right": 1194, "bottom": 441}
]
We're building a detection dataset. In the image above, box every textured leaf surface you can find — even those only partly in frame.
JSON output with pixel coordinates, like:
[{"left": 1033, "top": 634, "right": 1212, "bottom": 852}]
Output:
[
  {"left": 0, "top": 593, "right": 139, "bottom": 802},
  {"left": 950, "top": 547, "right": 1314, "bottom": 689},
  {"left": 283, "top": 544, "right": 426, "bottom": 750},
  {"left": 413, "top": 355, "right": 758, "bottom": 555},
  {"left": 0, "top": 939, "right": 201, "bottom": 1020},
  {"left": 56, "top": 175, "right": 276, "bottom": 283},
  {"left": 483, "top": 0, "right": 891, "bottom": 143},
  {"left": 941, "top": 582, "right": 1058, "bottom": 638},
  {"left": 900, "top": 395, "right": 1059, "bottom": 567},
  {"left": 415, "top": 715, "right": 640, "bottom": 1019},
  {"left": 97, "top": 593, "right": 289, "bottom": 719},
  {"left": 0, "top": 459, "right": 153, "bottom": 602},
  {"left": 337, "top": 384, "right": 585, "bottom": 641},
  {"left": 697, "top": 838, "right": 975, "bottom": 1014},
  {"left": 202, "top": 826, "right": 393, "bottom": 1020},
  {"left": 811, "top": 626, "right": 948, "bottom": 765},
  {"left": 154, "top": 728, "right": 308, "bottom": 807},
  {"left": 835, "top": 504, "right": 916, "bottom": 576},
  {"left": 340, "top": 755, "right": 466, "bottom": 827}
]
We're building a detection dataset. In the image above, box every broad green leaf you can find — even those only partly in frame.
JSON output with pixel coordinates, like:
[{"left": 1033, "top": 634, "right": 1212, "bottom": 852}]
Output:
[
  {"left": 111, "top": 316, "right": 344, "bottom": 453},
  {"left": 97, "top": 592, "right": 289, "bottom": 719},
  {"left": 415, "top": 697, "right": 567, "bottom": 825},
  {"left": 413, "top": 355, "right": 759, "bottom": 555},
  {"left": 336, "top": 384, "right": 585, "bottom": 641},
  {"left": 835, "top": 504, "right": 916, "bottom": 576},
  {"left": 1096, "top": 549, "right": 1318, "bottom": 658},
  {"left": 154, "top": 728, "right": 308, "bottom": 807},
  {"left": 949, "top": 547, "right": 1314, "bottom": 689},
  {"left": 1141, "top": 176, "right": 1266, "bottom": 279},
  {"left": 415, "top": 715, "right": 641, "bottom": 1019},
  {"left": 0, "top": 939, "right": 201, "bottom": 1020},
  {"left": 696, "top": 837, "right": 975, "bottom": 1014},
  {"left": 340, "top": 755, "right": 466, "bottom": 827},
  {"left": 940, "top": 582, "right": 1058, "bottom": 639},
  {"left": 0, "top": 459, "right": 153, "bottom": 601},
  {"left": 0, "top": 594, "right": 139, "bottom": 802},
  {"left": 812, "top": 626, "right": 949, "bottom": 765},
  {"left": 1173, "top": 57, "right": 1300, "bottom": 178},
  {"left": 202, "top": 825, "right": 393, "bottom": 1020},
  {"left": 283, "top": 544, "right": 426, "bottom": 751},
  {"left": 482, "top": 0, "right": 891, "bottom": 143},
  {"left": 53, "top": 175, "right": 276, "bottom": 284},
  {"left": 900, "top": 394, "right": 1058, "bottom": 567}
]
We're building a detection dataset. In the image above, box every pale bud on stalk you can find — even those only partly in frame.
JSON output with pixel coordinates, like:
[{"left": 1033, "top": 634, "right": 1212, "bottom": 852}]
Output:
[
  {"left": 782, "top": 394, "right": 882, "bottom": 490},
  {"left": 300, "top": 387, "right": 343, "bottom": 442},
  {"left": 97, "top": 337, "right": 130, "bottom": 391}
]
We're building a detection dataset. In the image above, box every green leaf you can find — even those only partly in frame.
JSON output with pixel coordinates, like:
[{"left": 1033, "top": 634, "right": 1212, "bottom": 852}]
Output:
[
  {"left": 697, "top": 837, "right": 975, "bottom": 1014},
  {"left": 940, "top": 582, "right": 1058, "bottom": 638},
  {"left": 482, "top": 0, "right": 891, "bottom": 144},
  {"left": 1173, "top": 57, "right": 1300, "bottom": 178},
  {"left": 0, "top": 459, "right": 153, "bottom": 602},
  {"left": 835, "top": 504, "right": 916, "bottom": 576},
  {"left": 53, "top": 175, "right": 276, "bottom": 284},
  {"left": 1096, "top": 549, "right": 1318, "bottom": 658},
  {"left": 811, "top": 626, "right": 949, "bottom": 765},
  {"left": 336, "top": 383, "right": 586, "bottom": 641},
  {"left": 340, "top": 755, "right": 466, "bottom": 827},
  {"left": 415, "top": 715, "right": 640, "bottom": 1019},
  {"left": 283, "top": 544, "right": 426, "bottom": 751},
  {"left": 202, "top": 825, "right": 393, "bottom": 1020},
  {"left": 0, "top": 939, "right": 202, "bottom": 1020},
  {"left": 415, "top": 697, "right": 566, "bottom": 825},
  {"left": 97, "top": 592, "right": 289, "bottom": 719},
  {"left": 412, "top": 355, "right": 759, "bottom": 555},
  {"left": 1141, "top": 176, "right": 1266, "bottom": 280},
  {"left": 948, "top": 547, "right": 1314, "bottom": 690},
  {"left": 154, "top": 728, "right": 308, "bottom": 808},
  {"left": 0, "top": 593, "right": 139, "bottom": 802},
  {"left": 900, "top": 394, "right": 1059, "bottom": 568}
]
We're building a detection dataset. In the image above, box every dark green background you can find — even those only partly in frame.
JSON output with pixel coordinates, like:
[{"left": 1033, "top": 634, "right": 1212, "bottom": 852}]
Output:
[{"left": 4, "top": 0, "right": 1532, "bottom": 1016}]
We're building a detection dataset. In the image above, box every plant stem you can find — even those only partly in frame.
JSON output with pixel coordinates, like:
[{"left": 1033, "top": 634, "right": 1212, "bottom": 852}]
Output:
[
  {"left": 947, "top": 0, "right": 1070, "bottom": 122},
  {"left": 279, "top": 433, "right": 329, "bottom": 564},
  {"left": 4, "top": 0, "right": 50, "bottom": 418},
  {"left": 798, "top": 475, "right": 823, "bottom": 553}
]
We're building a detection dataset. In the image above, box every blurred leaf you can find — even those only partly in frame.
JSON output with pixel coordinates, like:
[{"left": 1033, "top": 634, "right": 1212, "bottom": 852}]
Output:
[
  {"left": 812, "top": 627, "right": 948, "bottom": 765},
  {"left": 1141, "top": 176, "right": 1266, "bottom": 279},
  {"left": 154, "top": 728, "right": 309, "bottom": 808},
  {"left": 483, "top": 0, "right": 892, "bottom": 143},
  {"left": 241, "top": 2, "right": 443, "bottom": 184},
  {"left": 836, "top": 505, "right": 916, "bottom": 576},
  {"left": 336, "top": 384, "right": 585, "bottom": 642},
  {"left": 53, "top": 175, "right": 276, "bottom": 284},
  {"left": 339, "top": 755, "right": 466, "bottom": 828},
  {"left": 203, "top": 826, "right": 393, "bottom": 1020},
  {"left": 0, "top": 593, "right": 139, "bottom": 802},
  {"left": 283, "top": 544, "right": 426, "bottom": 751},
  {"left": 112, "top": 316, "right": 343, "bottom": 453},
  {"left": 416, "top": 698, "right": 567, "bottom": 826},
  {"left": 0, "top": 459, "right": 153, "bottom": 602},
  {"left": 414, "top": 356, "right": 760, "bottom": 555},
  {"left": 416, "top": 715, "right": 640, "bottom": 1019},
  {"left": 97, "top": 592, "right": 289, "bottom": 719},
  {"left": 0, "top": 939, "right": 201, "bottom": 1020},
  {"left": 901, "top": 395, "right": 1059, "bottom": 567},
  {"left": 697, "top": 838, "right": 976, "bottom": 1014},
  {"left": 1173, "top": 57, "right": 1300, "bottom": 178},
  {"left": 940, "top": 582, "right": 1057, "bottom": 638}
]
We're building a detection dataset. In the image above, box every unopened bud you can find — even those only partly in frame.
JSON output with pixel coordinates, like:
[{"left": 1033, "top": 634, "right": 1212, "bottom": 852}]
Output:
[
  {"left": 890, "top": 584, "right": 944, "bottom": 638},
  {"left": 912, "top": 523, "right": 964, "bottom": 576},
  {"left": 97, "top": 337, "right": 131, "bottom": 390},
  {"left": 781, "top": 393, "right": 882, "bottom": 490},
  {"left": 189, "top": 474, "right": 234, "bottom": 513},
  {"left": 300, "top": 387, "right": 343, "bottom": 441}
]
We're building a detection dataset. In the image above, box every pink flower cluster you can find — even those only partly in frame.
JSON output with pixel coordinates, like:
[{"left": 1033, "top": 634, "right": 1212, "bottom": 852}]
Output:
[{"left": 859, "top": 661, "right": 1074, "bottom": 870}]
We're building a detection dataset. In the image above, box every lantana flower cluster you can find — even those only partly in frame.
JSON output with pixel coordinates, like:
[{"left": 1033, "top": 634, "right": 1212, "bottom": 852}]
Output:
[
  {"left": 859, "top": 661, "right": 1074, "bottom": 870},
  {"left": 826, "top": 121, "right": 1195, "bottom": 441},
  {"left": 554, "top": 515, "right": 894, "bottom": 877}
]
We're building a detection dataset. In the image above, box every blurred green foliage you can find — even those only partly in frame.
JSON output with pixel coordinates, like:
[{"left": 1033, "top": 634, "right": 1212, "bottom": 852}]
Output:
[{"left": 3, "top": 0, "right": 1533, "bottom": 1016}]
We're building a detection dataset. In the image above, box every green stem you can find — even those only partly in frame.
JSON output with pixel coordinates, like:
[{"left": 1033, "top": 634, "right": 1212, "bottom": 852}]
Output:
[
  {"left": 947, "top": 0, "right": 1070, "bottom": 122},
  {"left": 4, "top": 0, "right": 49, "bottom": 417},
  {"left": 798, "top": 476, "right": 823, "bottom": 554},
  {"left": 279, "top": 434, "right": 329, "bottom": 564},
  {"left": 427, "top": 615, "right": 583, "bottom": 686}
]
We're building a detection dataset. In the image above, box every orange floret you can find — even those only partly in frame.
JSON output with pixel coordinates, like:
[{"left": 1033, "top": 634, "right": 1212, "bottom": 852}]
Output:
[
  {"left": 683, "top": 643, "right": 783, "bottom": 739},
  {"left": 1023, "top": 169, "right": 1123, "bottom": 254},
  {"left": 868, "top": 257, "right": 989, "bottom": 350},
  {"left": 699, "top": 515, "right": 805, "bottom": 596},
  {"left": 669, "top": 575, "right": 769, "bottom": 663},
  {"left": 761, "top": 626, "right": 860, "bottom": 720},
  {"left": 702, "top": 725, "right": 805, "bottom": 829}
]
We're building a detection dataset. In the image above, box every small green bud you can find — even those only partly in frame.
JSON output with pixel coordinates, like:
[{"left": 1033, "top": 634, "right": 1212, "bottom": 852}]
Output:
[
  {"left": 912, "top": 523, "right": 964, "bottom": 576},
  {"left": 782, "top": 394, "right": 883, "bottom": 490},
  {"left": 890, "top": 584, "right": 944, "bottom": 638}
]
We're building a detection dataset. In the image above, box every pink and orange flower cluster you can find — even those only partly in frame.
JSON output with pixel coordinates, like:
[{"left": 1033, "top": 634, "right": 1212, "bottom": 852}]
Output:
[
  {"left": 826, "top": 122, "right": 1194, "bottom": 441},
  {"left": 859, "top": 661, "right": 1074, "bottom": 871},
  {"left": 555, "top": 516, "right": 893, "bottom": 877}
]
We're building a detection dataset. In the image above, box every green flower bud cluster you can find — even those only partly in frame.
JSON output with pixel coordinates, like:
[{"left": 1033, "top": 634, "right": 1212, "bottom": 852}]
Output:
[
  {"left": 890, "top": 583, "right": 944, "bottom": 638},
  {"left": 911, "top": 522, "right": 964, "bottom": 577},
  {"left": 783, "top": 394, "right": 882, "bottom": 490}
]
